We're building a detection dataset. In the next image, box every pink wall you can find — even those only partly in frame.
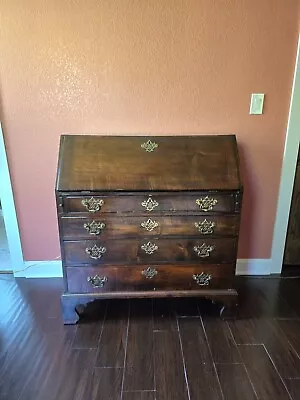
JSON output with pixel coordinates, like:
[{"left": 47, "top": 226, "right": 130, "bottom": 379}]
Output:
[{"left": 0, "top": 0, "right": 299, "bottom": 261}]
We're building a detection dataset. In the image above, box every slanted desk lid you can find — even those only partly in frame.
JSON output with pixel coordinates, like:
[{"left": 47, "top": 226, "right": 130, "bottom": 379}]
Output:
[{"left": 56, "top": 135, "right": 242, "bottom": 191}]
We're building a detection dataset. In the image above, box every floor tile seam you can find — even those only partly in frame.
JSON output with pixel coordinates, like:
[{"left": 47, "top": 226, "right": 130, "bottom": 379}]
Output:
[
  {"left": 199, "top": 314, "right": 225, "bottom": 400},
  {"left": 271, "top": 319, "right": 300, "bottom": 361},
  {"left": 152, "top": 299, "right": 157, "bottom": 395},
  {"left": 262, "top": 343, "right": 294, "bottom": 400},
  {"left": 120, "top": 301, "right": 130, "bottom": 400},
  {"left": 232, "top": 341, "right": 260, "bottom": 400},
  {"left": 122, "top": 390, "right": 157, "bottom": 393},
  {"left": 176, "top": 316, "right": 192, "bottom": 400}
]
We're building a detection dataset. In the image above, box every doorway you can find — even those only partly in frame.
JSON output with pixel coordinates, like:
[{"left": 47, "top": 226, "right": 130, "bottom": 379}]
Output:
[
  {"left": 271, "top": 34, "right": 300, "bottom": 274},
  {"left": 0, "top": 122, "right": 23, "bottom": 274},
  {"left": 0, "top": 200, "right": 12, "bottom": 272},
  {"left": 282, "top": 145, "right": 300, "bottom": 275}
]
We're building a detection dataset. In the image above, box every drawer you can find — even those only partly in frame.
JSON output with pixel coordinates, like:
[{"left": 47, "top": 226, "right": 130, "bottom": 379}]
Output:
[
  {"left": 63, "top": 237, "right": 237, "bottom": 266},
  {"left": 60, "top": 214, "right": 240, "bottom": 239},
  {"left": 66, "top": 264, "right": 235, "bottom": 294},
  {"left": 59, "top": 192, "right": 237, "bottom": 214}
]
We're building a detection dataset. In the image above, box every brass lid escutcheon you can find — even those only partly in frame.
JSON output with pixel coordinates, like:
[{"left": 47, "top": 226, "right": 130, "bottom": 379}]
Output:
[{"left": 141, "top": 140, "right": 158, "bottom": 152}]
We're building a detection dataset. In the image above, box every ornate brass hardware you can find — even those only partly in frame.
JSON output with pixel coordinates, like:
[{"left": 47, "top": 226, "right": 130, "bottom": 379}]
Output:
[
  {"left": 141, "top": 266, "right": 158, "bottom": 279},
  {"left": 141, "top": 197, "right": 159, "bottom": 212},
  {"left": 141, "top": 241, "right": 158, "bottom": 255},
  {"left": 84, "top": 220, "right": 106, "bottom": 235},
  {"left": 81, "top": 197, "right": 104, "bottom": 213},
  {"left": 141, "top": 140, "right": 158, "bottom": 152},
  {"left": 194, "top": 219, "right": 215, "bottom": 235},
  {"left": 85, "top": 244, "right": 106, "bottom": 259},
  {"left": 87, "top": 275, "right": 108, "bottom": 288},
  {"left": 193, "top": 243, "right": 214, "bottom": 258},
  {"left": 195, "top": 196, "right": 218, "bottom": 212},
  {"left": 141, "top": 218, "right": 159, "bottom": 232},
  {"left": 193, "top": 272, "right": 212, "bottom": 286}
]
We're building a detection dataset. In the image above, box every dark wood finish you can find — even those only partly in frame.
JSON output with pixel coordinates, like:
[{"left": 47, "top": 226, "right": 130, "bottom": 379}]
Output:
[
  {"left": 66, "top": 265, "right": 234, "bottom": 294},
  {"left": 264, "top": 319, "right": 300, "bottom": 379},
  {"left": 122, "top": 392, "right": 155, "bottom": 400},
  {"left": 285, "top": 379, "right": 300, "bottom": 399},
  {"left": 63, "top": 237, "right": 237, "bottom": 265},
  {"left": 215, "top": 364, "right": 257, "bottom": 400},
  {"left": 202, "top": 316, "right": 241, "bottom": 363},
  {"left": 277, "top": 319, "right": 300, "bottom": 355},
  {"left": 239, "top": 345, "right": 291, "bottom": 399},
  {"left": 56, "top": 135, "right": 242, "bottom": 191},
  {"left": 72, "top": 318, "right": 106, "bottom": 349},
  {"left": 229, "top": 318, "right": 300, "bottom": 378},
  {"left": 153, "top": 298, "right": 177, "bottom": 331},
  {"left": 154, "top": 330, "right": 189, "bottom": 400},
  {"left": 61, "top": 192, "right": 237, "bottom": 214},
  {"left": 123, "top": 300, "right": 154, "bottom": 391},
  {"left": 284, "top": 152, "right": 300, "bottom": 266},
  {"left": 3, "top": 276, "right": 300, "bottom": 400},
  {"left": 60, "top": 214, "right": 240, "bottom": 239},
  {"left": 56, "top": 135, "right": 243, "bottom": 323},
  {"left": 95, "top": 300, "right": 129, "bottom": 367},
  {"left": 39, "top": 349, "right": 97, "bottom": 400},
  {"left": 178, "top": 317, "right": 223, "bottom": 400},
  {"left": 91, "top": 367, "right": 123, "bottom": 400},
  {"left": 177, "top": 317, "right": 211, "bottom": 363}
]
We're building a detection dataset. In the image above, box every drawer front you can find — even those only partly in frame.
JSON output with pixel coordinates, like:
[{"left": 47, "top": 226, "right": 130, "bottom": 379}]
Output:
[
  {"left": 67, "top": 267, "right": 116, "bottom": 294},
  {"left": 60, "top": 215, "right": 240, "bottom": 239},
  {"left": 66, "top": 264, "right": 234, "bottom": 294},
  {"left": 60, "top": 192, "right": 236, "bottom": 214},
  {"left": 63, "top": 237, "right": 237, "bottom": 266}
]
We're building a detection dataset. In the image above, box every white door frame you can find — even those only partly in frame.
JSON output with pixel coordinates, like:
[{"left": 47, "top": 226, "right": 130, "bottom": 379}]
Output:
[
  {"left": 271, "top": 34, "right": 300, "bottom": 274},
  {"left": 0, "top": 122, "right": 24, "bottom": 272}
]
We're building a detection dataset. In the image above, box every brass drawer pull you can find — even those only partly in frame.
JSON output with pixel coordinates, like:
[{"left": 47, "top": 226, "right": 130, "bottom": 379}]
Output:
[
  {"left": 193, "top": 243, "right": 214, "bottom": 258},
  {"left": 84, "top": 221, "right": 106, "bottom": 235},
  {"left": 141, "top": 218, "right": 159, "bottom": 232},
  {"left": 194, "top": 219, "right": 215, "bottom": 235},
  {"left": 85, "top": 244, "right": 106, "bottom": 259},
  {"left": 81, "top": 197, "right": 104, "bottom": 213},
  {"left": 141, "top": 140, "right": 158, "bottom": 152},
  {"left": 141, "top": 241, "right": 158, "bottom": 255},
  {"left": 196, "top": 196, "right": 218, "bottom": 212},
  {"left": 141, "top": 196, "right": 159, "bottom": 212},
  {"left": 87, "top": 275, "right": 108, "bottom": 288},
  {"left": 142, "top": 266, "right": 158, "bottom": 279},
  {"left": 193, "top": 272, "right": 212, "bottom": 286}
]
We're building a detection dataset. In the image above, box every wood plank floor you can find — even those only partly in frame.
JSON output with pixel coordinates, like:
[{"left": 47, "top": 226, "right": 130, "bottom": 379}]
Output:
[{"left": 1, "top": 276, "right": 300, "bottom": 399}]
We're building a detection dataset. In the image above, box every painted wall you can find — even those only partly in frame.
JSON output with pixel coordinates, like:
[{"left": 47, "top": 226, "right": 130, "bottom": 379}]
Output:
[{"left": 0, "top": 0, "right": 299, "bottom": 261}]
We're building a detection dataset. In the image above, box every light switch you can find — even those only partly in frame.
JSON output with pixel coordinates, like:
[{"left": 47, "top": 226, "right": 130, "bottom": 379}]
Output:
[{"left": 249, "top": 93, "right": 265, "bottom": 115}]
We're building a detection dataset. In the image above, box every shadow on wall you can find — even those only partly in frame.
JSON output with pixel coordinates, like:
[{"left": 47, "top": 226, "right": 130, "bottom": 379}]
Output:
[
  {"left": 0, "top": 79, "right": 9, "bottom": 148},
  {"left": 237, "top": 143, "right": 255, "bottom": 259}
]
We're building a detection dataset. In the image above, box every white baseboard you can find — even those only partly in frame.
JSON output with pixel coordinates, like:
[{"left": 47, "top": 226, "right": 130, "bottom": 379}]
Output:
[
  {"left": 15, "top": 258, "right": 273, "bottom": 278},
  {"left": 14, "top": 261, "right": 63, "bottom": 278},
  {"left": 235, "top": 259, "right": 272, "bottom": 276}
]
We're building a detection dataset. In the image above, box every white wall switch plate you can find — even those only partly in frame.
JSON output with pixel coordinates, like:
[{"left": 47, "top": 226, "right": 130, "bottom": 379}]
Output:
[{"left": 249, "top": 93, "right": 265, "bottom": 115}]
